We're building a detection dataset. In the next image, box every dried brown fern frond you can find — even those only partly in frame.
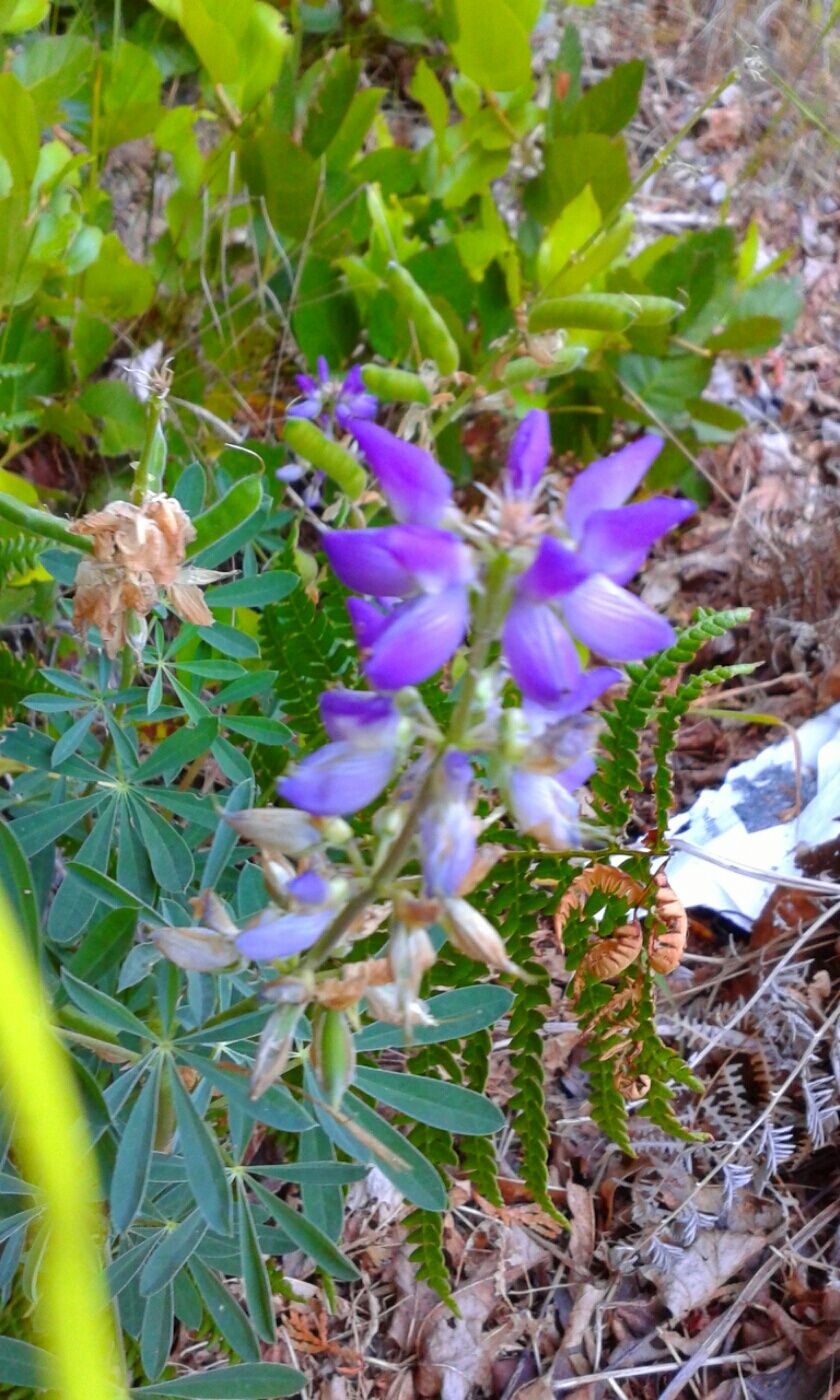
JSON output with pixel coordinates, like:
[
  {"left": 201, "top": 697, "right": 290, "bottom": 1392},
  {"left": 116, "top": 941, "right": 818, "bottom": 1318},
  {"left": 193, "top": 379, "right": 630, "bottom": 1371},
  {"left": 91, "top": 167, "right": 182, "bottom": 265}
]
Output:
[{"left": 553, "top": 864, "right": 644, "bottom": 941}]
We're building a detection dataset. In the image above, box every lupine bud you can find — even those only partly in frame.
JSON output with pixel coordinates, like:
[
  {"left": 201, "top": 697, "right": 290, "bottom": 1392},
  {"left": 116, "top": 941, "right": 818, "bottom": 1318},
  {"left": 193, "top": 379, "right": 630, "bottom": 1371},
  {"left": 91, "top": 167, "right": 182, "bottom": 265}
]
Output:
[
  {"left": 190, "top": 889, "right": 238, "bottom": 936},
  {"left": 364, "top": 983, "right": 436, "bottom": 1028},
  {"left": 442, "top": 898, "right": 521, "bottom": 974},
  {"left": 250, "top": 1004, "right": 302, "bottom": 1099},
  {"left": 150, "top": 924, "right": 241, "bottom": 973},
  {"left": 389, "top": 923, "right": 437, "bottom": 989},
  {"left": 225, "top": 807, "right": 322, "bottom": 857},
  {"left": 310, "top": 1008, "right": 356, "bottom": 1107},
  {"left": 261, "top": 853, "right": 295, "bottom": 902},
  {"left": 504, "top": 409, "right": 550, "bottom": 499},
  {"left": 364, "top": 586, "right": 470, "bottom": 690}
]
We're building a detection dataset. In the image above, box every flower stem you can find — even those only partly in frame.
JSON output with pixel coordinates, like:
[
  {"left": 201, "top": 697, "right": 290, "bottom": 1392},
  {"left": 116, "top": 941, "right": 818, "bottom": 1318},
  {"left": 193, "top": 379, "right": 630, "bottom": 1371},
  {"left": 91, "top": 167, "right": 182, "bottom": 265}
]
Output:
[
  {"left": 131, "top": 395, "right": 167, "bottom": 503},
  {"left": 0, "top": 493, "right": 93, "bottom": 553},
  {"left": 298, "top": 558, "right": 511, "bottom": 974}
]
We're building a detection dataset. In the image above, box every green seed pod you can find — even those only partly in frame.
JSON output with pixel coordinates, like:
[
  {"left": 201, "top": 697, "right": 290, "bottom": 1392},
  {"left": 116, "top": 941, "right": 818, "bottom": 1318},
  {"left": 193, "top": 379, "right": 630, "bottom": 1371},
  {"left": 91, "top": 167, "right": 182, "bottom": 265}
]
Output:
[
  {"left": 386, "top": 262, "right": 460, "bottom": 375},
  {"left": 528, "top": 293, "right": 682, "bottom": 334},
  {"left": 311, "top": 1008, "right": 356, "bottom": 1108},
  {"left": 361, "top": 364, "right": 432, "bottom": 405},
  {"left": 283, "top": 418, "right": 366, "bottom": 499},
  {"left": 502, "top": 346, "right": 587, "bottom": 385}
]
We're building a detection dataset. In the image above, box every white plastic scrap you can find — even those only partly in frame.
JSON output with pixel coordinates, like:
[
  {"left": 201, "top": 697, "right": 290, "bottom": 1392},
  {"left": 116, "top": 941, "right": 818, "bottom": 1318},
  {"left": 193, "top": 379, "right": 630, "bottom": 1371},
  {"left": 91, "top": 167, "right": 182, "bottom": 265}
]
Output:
[{"left": 666, "top": 702, "right": 840, "bottom": 928}]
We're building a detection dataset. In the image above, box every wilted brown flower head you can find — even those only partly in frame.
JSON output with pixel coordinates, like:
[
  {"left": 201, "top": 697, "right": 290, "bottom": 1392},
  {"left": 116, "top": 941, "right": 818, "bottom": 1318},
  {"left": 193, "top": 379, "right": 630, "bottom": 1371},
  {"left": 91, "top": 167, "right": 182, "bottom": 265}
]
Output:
[{"left": 69, "top": 493, "right": 222, "bottom": 657}]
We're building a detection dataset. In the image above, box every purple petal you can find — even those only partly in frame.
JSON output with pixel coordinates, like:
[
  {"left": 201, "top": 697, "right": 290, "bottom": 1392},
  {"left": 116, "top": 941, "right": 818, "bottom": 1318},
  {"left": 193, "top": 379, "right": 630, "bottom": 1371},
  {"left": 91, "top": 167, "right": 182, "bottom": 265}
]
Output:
[
  {"left": 420, "top": 801, "right": 477, "bottom": 897},
  {"left": 503, "top": 598, "right": 581, "bottom": 707},
  {"left": 507, "top": 770, "right": 581, "bottom": 851},
  {"left": 287, "top": 397, "right": 321, "bottom": 420},
  {"left": 287, "top": 871, "right": 330, "bottom": 905},
  {"left": 578, "top": 497, "right": 696, "bottom": 585},
  {"left": 335, "top": 394, "right": 378, "bottom": 428},
  {"left": 385, "top": 524, "right": 474, "bottom": 594},
  {"left": 505, "top": 409, "right": 551, "bottom": 497},
  {"left": 295, "top": 374, "right": 318, "bottom": 394},
  {"left": 317, "top": 356, "right": 330, "bottom": 384},
  {"left": 347, "top": 597, "right": 391, "bottom": 649},
  {"left": 525, "top": 666, "right": 621, "bottom": 721},
  {"left": 349, "top": 419, "right": 452, "bottom": 526},
  {"left": 562, "top": 574, "right": 675, "bottom": 660},
  {"left": 276, "top": 464, "right": 306, "bottom": 482},
  {"left": 278, "top": 740, "right": 397, "bottom": 815},
  {"left": 323, "top": 529, "right": 417, "bottom": 597},
  {"left": 319, "top": 689, "right": 398, "bottom": 746},
  {"left": 518, "top": 535, "right": 590, "bottom": 601},
  {"left": 558, "top": 754, "right": 597, "bottom": 791},
  {"left": 564, "top": 436, "right": 664, "bottom": 541},
  {"left": 237, "top": 909, "right": 331, "bottom": 961},
  {"left": 440, "top": 750, "right": 472, "bottom": 798},
  {"left": 364, "top": 588, "right": 469, "bottom": 689},
  {"left": 324, "top": 525, "right": 472, "bottom": 598}
]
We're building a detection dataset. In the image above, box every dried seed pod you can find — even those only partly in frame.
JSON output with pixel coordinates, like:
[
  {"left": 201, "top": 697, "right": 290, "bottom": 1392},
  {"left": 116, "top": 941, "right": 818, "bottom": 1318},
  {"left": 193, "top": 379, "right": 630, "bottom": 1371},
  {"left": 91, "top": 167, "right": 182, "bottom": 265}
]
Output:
[
  {"left": 364, "top": 984, "right": 436, "bottom": 1029},
  {"left": 190, "top": 889, "right": 238, "bottom": 936},
  {"left": 648, "top": 875, "right": 688, "bottom": 974},
  {"left": 616, "top": 1071, "right": 651, "bottom": 1102},
  {"left": 315, "top": 956, "right": 393, "bottom": 1012},
  {"left": 250, "top": 1004, "right": 302, "bottom": 1099},
  {"left": 443, "top": 898, "right": 522, "bottom": 975},
  {"left": 554, "top": 864, "right": 644, "bottom": 945},
  {"left": 573, "top": 921, "right": 643, "bottom": 985}
]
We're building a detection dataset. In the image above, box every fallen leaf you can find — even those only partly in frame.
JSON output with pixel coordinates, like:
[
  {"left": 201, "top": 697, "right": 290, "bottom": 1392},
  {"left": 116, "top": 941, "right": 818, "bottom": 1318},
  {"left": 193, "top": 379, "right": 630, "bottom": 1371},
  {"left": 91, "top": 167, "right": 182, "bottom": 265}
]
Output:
[
  {"left": 648, "top": 1229, "right": 767, "bottom": 1319},
  {"left": 567, "top": 1183, "right": 595, "bottom": 1273}
]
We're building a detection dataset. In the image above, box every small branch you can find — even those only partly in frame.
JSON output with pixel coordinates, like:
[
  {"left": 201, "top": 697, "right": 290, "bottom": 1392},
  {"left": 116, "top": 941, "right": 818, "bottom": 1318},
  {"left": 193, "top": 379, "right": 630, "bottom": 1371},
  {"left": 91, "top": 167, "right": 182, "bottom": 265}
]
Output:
[{"left": 0, "top": 492, "right": 93, "bottom": 553}]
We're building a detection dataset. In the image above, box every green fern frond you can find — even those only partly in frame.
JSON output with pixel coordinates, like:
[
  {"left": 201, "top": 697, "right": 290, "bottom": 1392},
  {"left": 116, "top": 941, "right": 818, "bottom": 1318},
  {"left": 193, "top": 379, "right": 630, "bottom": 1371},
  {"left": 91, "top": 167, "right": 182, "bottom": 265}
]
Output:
[
  {"left": 652, "top": 661, "right": 757, "bottom": 830},
  {"left": 591, "top": 607, "right": 750, "bottom": 831},
  {"left": 459, "top": 1028, "right": 503, "bottom": 1207},
  {"left": 0, "top": 534, "right": 41, "bottom": 584},
  {"left": 258, "top": 573, "right": 359, "bottom": 749},
  {"left": 481, "top": 858, "right": 566, "bottom": 1220},
  {"left": 0, "top": 642, "right": 39, "bottom": 715},
  {"left": 404, "top": 1047, "right": 459, "bottom": 1310}
]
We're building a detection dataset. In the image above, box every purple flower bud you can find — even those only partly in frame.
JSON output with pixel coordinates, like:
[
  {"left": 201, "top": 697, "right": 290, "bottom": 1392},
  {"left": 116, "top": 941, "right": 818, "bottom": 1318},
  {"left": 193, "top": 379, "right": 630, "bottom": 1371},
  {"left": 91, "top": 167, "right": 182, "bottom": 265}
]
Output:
[
  {"left": 324, "top": 524, "right": 472, "bottom": 598},
  {"left": 507, "top": 770, "right": 581, "bottom": 851},
  {"left": 319, "top": 689, "right": 399, "bottom": 747},
  {"left": 364, "top": 587, "right": 470, "bottom": 690},
  {"left": 505, "top": 409, "right": 551, "bottom": 497},
  {"left": 564, "top": 435, "right": 664, "bottom": 541},
  {"left": 576, "top": 497, "right": 696, "bottom": 585},
  {"left": 349, "top": 419, "right": 452, "bottom": 526},
  {"left": 287, "top": 871, "right": 330, "bottom": 905},
  {"left": 278, "top": 741, "right": 397, "bottom": 816},
  {"left": 503, "top": 597, "right": 581, "bottom": 707},
  {"left": 237, "top": 909, "right": 332, "bottom": 961},
  {"left": 562, "top": 574, "right": 675, "bottom": 661}
]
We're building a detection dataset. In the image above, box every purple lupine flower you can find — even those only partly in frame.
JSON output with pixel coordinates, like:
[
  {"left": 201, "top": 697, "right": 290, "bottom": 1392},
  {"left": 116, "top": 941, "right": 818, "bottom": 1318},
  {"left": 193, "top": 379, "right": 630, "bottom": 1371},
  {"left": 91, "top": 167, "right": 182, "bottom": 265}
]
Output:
[
  {"left": 324, "top": 524, "right": 473, "bottom": 598},
  {"left": 364, "top": 587, "right": 470, "bottom": 690},
  {"left": 278, "top": 741, "right": 398, "bottom": 816},
  {"left": 420, "top": 752, "right": 477, "bottom": 897},
  {"left": 288, "top": 358, "right": 377, "bottom": 428},
  {"left": 348, "top": 419, "right": 452, "bottom": 526},
  {"left": 237, "top": 908, "right": 332, "bottom": 961},
  {"left": 504, "top": 409, "right": 551, "bottom": 498},
  {"left": 319, "top": 689, "right": 399, "bottom": 747}
]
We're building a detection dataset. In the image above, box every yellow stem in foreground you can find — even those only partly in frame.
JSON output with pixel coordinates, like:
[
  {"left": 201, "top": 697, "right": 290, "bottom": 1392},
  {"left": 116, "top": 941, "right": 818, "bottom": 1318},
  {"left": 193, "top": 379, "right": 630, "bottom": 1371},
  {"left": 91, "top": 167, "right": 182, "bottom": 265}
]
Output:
[{"left": 0, "top": 888, "right": 128, "bottom": 1400}]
